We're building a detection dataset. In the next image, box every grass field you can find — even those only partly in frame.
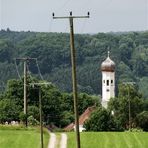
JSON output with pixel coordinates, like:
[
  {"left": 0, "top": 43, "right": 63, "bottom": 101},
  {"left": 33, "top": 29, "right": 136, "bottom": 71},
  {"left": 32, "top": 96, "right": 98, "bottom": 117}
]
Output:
[
  {"left": 67, "top": 132, "right": 148, "bottom": 148},
  {"left": 0, "top": 127, "right": 49, "bottom": 148}
]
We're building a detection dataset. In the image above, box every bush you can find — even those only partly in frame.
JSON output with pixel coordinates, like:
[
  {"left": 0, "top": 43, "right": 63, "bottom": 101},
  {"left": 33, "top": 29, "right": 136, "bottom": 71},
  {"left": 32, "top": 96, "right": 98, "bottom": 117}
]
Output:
[
  {"left": 136, "top": 111, "right": 148, "bottom": 131},
  {"left": 28, "top": 116, "right": 39, "bottom": 126},
  {"left": 19, "top": 112, "right": 28, "bottom": 123},
  {"left": 84, "top": 107, "right": 118, "bottom": 131},
  {"left": 130, "top": 128, "right": 143, "bottom": 132}
]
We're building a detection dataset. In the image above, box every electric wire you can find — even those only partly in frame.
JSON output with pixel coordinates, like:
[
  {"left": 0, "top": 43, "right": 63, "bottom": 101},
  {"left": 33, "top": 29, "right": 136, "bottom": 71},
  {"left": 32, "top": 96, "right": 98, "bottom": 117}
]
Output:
[
  {"left": 35, "top": 59, "right": 44, "bottom": 81},
  {"left": 26, "top": 62, "right": 34, "bottom": 82},
  {"left": 50, "top": 0, "right": 72, "bottom": 33},
  {"left": 14, "top": 59, "right": 22, "bottom": 80},
  {"left": 80, "top": 19, "right": 87, "bottom": 34},
  {"left": 56, "top": 0, "right": 72, "bottom": 13}
]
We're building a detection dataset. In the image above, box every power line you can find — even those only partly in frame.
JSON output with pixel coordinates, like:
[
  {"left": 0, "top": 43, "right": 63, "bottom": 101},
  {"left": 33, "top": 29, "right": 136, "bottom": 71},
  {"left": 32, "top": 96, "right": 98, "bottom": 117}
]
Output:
[
  {"left": 26, "top": 62, "right": 34, "bottom": 82},
  {"left": 14, "top": 59, "right": 22, "bottom": 80},
  {"left": 80, "top": 19, "right": 88, "bottom": 34},
  {"left": 55, "top": 0, "right": 72, "bottom": 13},
  {"left": 35, "top": 59, "right": 44, "bottom": 81}
]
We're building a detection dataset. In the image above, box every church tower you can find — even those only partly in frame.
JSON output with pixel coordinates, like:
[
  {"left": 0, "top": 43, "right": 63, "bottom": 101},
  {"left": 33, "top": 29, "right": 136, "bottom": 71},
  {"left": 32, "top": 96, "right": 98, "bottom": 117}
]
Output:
[{"left": 101, "top": 51, "right": 115, "bottom": 108}]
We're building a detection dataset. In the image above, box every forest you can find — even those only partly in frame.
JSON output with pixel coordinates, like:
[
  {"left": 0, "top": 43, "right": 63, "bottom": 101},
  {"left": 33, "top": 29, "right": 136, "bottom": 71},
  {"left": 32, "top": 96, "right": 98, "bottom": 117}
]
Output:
[{"left": 0, "top": 29, "right": 148, "bottom": 99}]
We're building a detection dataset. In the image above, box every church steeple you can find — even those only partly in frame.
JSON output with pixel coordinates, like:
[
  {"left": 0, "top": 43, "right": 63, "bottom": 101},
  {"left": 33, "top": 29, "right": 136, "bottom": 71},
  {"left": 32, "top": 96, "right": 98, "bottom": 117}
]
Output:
[
  {"left": 101, "top": 51, "right": 115, "bottom": 72},
  {"left": 101, "top": 51, "right": 115, "bottom": 108}
]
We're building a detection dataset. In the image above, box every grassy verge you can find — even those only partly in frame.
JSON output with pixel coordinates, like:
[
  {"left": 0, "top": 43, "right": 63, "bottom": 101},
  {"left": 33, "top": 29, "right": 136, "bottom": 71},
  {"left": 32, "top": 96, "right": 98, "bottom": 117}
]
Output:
[
  {"left": 55, "top": 133, "right": 61, "bottom": 148},
  {"left": 67, "top": 132, "right": 148, "bottom": 148},
  {"left": 0, "top": 125, "right": 49, "bottom": 148}
]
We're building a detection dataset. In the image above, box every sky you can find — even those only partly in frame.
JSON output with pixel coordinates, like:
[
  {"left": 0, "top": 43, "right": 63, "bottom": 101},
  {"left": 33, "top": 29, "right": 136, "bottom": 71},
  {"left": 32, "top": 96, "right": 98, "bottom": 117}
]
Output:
[{"left": 0, "top": 0, "right": 148, "bottom": 33}]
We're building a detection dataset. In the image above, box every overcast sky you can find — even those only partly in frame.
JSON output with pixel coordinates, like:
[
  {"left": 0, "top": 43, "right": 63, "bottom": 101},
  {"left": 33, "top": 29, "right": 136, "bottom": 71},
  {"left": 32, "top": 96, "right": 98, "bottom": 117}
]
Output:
[{"left": 0, "top": 0, "right": 148, "bottom": 33}]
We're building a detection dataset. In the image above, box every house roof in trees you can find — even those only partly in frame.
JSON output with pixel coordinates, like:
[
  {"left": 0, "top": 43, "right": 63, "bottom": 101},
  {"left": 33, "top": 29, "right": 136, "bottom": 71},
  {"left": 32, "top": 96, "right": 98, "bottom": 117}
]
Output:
[{"left": 64, "top": 106, "right": 96, "bottom": 131}]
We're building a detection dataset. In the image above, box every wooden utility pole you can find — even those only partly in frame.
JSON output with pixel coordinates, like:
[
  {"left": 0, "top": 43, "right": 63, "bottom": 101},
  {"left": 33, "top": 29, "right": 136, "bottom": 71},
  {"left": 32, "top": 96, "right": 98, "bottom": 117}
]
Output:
[
  {"left": 123, "top": 82, "right": 136, "bottom": 131},
  {"left": 30, "top": 82, "right": 50, "bottom": 148},
  {"left": 52, "top": 12, "right": 89, "bottom": 148},
  {"left": 16, "top": 57, "right": 36, "bottom": 127},
  {"left": 39, "top": 88, "right": 43, "bottom": 148},
  {"left": 24, "top": 60, "right": 27, "bottom": 126}
]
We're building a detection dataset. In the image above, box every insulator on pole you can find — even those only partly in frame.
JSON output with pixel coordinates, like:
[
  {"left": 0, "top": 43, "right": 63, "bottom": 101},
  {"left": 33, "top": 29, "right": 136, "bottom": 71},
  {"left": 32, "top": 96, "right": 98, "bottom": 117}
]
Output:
[{"left": 70, "top": 11, "right": 72, "bottom": 16}]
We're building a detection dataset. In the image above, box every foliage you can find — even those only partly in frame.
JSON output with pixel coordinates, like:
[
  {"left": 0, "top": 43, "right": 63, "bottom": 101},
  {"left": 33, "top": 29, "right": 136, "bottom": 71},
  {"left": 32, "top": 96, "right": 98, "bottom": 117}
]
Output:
[
  {"left": 28, "top": 105, "right": 39, "bottom": 121},
  {"left": 28, "top": 116, "right": 39, "bottom": 126},
  {"left": 84, "top": 107, "right": 117, "bottom": 131},
  {"left": 60, "top": 111, "right": 74, "bottom": 127},
  {"left": 0, "top": 30, "right": 148, "bottom": 98},
  {"left": 0, "top": 77, "right": 97, "bottom": 127},
  {"left": 128, "top": 128, "right": 143, "bottom": 132},
  {"left": 19, "top": 112, "right": 28, "bottom": 123},
  {"left": 136, "top": 111, "right": 148, "bottom": 131},
  {"left": 0, "top": 99, "right": 21, "bottom": 123},
  {"left": 108, "top": 83, "right": 144, "bottom": 130}
]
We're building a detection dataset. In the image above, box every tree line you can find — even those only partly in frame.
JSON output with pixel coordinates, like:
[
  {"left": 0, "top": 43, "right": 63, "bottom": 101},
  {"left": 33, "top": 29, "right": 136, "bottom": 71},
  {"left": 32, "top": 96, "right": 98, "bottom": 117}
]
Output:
[
  {"left": 0, "top": 77, "right": 148, "bottom": 131},
  {"left": 0, "top": 29, "right": 148, "bottom": 98},
  {"left": 0, "top": 77, "right": 99, "bottom": 128}
]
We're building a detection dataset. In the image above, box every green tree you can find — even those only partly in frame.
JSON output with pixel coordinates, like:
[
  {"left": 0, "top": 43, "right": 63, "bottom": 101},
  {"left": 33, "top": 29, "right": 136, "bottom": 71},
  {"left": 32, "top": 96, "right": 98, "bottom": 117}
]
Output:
[
  {"left": 28, "top": 105, "right": 39, "bottom": 121},
  {"left": 84, "top": 107, "right": 116, "bottom": 131},
  {"left": 41, "top": 83, "right": 63, "bottom": 126},
  {"left": 108, "top": 83, "right": 143, "bottom": 129},
  {"left": 60, "top": 111, "right": 74, "bottom": 127},
  {"left": 0, "top": 99, "right": 21, "bottom": 123},
  {"left": 136, "top": 111, "right": 148, "bottom": 131}
]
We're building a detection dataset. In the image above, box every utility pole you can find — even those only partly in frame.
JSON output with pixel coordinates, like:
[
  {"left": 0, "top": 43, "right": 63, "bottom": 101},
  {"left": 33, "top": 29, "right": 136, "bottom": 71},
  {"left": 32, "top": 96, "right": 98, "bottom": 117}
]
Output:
[
  {"left": 128, "top": 87, "right": 131, "bottom": 131},
  {"left": 39, "top": 88, "right": 43, "bottom": 148},
  {"left": 16, "top": 57, "right": 36, "bottom": 127},
  {"left": 24, "top": 60, "right": 27, "bottom": 127},
  {"left": 30, "top": 82, "right": 50, "bottom": 148},
  {"left": 123, "top": 82, "right": 136, "bottom": 131},
  {"left": 52, "top": 12, "right": 90, "bottom": 148}
]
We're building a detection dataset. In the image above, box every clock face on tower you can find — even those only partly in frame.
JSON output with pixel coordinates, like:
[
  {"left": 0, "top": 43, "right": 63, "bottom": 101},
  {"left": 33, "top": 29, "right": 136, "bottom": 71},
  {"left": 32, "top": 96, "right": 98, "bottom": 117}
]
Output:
[{"left": 106, "top": 89, "right": 110, "bottom": 92}]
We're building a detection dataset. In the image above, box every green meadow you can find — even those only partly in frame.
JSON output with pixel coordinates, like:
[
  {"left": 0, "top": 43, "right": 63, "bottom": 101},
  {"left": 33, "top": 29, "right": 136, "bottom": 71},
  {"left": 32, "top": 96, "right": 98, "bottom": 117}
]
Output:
[
  {"left": 67, "top": 132, "right": 148, "bottom": 148},
  {"left": 0, "top": 126, "right": 49, "bottom": 148}
]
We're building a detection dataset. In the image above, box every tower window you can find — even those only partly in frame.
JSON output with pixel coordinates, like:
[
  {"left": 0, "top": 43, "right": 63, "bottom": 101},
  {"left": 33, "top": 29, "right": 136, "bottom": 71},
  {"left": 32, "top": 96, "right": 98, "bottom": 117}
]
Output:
[
  {"left": 107, "top": 80, "right": 109, "bottom": 86},
  {"left": 111, "top": 80, "right": 113, "bottom": 84}
]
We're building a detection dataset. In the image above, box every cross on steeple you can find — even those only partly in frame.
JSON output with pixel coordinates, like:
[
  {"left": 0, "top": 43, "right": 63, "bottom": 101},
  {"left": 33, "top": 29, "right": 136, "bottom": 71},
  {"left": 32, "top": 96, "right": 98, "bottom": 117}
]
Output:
[{"left": 108, "top": 50, "right": 110, "bottom": 57}]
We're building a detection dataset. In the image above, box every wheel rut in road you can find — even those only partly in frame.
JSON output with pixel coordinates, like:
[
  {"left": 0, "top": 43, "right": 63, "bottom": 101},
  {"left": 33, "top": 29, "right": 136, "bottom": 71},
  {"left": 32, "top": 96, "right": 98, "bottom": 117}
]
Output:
[{"left": 48, "top": 133, "right": 67, "bottom": 148}]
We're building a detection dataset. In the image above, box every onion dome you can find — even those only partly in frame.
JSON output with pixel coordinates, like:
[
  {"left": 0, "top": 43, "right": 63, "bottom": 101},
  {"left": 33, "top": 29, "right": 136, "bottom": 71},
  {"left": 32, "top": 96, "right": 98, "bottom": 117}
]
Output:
[{"left": 101, "top": 51, "right": 115, "bottom": 72}]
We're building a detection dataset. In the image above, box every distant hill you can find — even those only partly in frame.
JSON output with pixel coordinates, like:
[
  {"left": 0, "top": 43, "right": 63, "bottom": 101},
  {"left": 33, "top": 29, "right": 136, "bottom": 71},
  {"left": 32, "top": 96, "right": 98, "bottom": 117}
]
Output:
[{"left": 0, "top": 29, "right": 148, "bottom": 98}]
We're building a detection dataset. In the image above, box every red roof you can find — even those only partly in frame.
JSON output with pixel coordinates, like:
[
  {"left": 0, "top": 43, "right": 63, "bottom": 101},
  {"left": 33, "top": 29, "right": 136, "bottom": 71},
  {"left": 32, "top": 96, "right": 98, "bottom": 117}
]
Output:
[{"left": 64, "top": 106, "right": 96, "bottom": 131}]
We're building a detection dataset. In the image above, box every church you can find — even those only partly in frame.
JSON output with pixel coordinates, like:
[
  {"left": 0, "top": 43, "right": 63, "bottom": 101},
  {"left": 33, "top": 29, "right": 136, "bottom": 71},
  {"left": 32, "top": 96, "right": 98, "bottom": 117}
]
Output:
[{"left": 101, "top": 51, "right": 115, "bottom": 108}]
